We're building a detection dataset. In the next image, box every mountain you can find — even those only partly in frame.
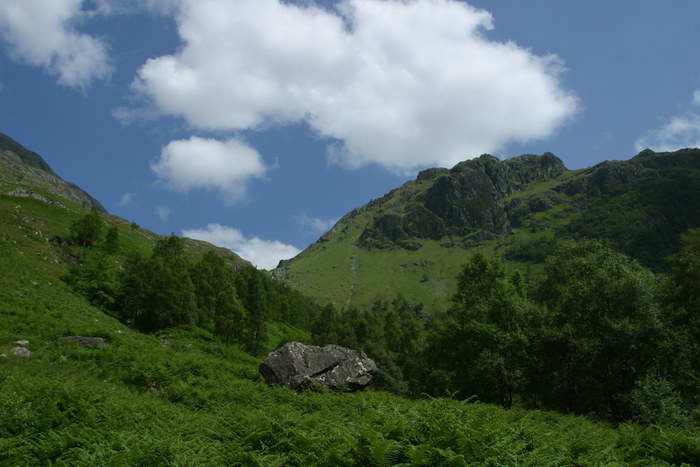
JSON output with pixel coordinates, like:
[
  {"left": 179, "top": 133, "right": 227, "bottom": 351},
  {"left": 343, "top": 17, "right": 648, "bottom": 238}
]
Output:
[
  {"left": 2, "top": 132, "right": 698, "bottom": 464},
  {"left": 0, "top": 131, "right": 107, "bottom": 213},
  {"left": 0, "top": 131, "right": 250, "bottom": 267},
  {"left": 274, "top": 148, "right": 700, "bottom": 312}
]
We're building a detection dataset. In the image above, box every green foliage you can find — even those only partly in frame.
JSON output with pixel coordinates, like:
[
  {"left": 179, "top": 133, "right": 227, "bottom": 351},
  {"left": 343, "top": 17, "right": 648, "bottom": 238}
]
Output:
[
  {"left": 63, "top": 250, "right": 119, "bottom": 310},
  {"left": 69, "top": 210, "right": 104, "bottom": 247},
  {"left": 425, "top": 251, "right": 531, "bottom": 407},
  {"left": 117, "top": 236, "right": 198, "bottom": 332},
  {"left": 2, "top": 193, "right": 700, "bottom": 466},
  {"left": 3, "top": 142, "right": 700, "bottom": 465},
  {"left": 312, "top": 296, "right": 425, "bottom": 396},
  {"left": 279, "top": 149, "right": 700, "bottom": 315},
  {"left": 625, "top": 374, "right": 689, "bottom": 426},
  {"left": 104, "top": 225, "right": 119, "bottom": 253},
  {"left": 531, "top": 240, "right": 669, "bottom": 420}
]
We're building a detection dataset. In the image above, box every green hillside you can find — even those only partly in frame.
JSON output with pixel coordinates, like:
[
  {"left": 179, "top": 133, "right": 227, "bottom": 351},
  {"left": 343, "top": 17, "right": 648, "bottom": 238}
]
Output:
[
  {"left": 2, "top": 135, "right": 699, "bottom": 464},
  {"left": 274, "top": 149, "right": 700, "bottom": 312}
]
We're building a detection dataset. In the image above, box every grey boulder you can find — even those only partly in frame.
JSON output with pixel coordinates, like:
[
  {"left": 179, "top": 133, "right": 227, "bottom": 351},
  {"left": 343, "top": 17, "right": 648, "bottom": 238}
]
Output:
[
  {"left": 65, "top": 336, "right": 107, "bottom": 348},
  {"left": 11, "top": 347, "right": 31, "bottom": 357},
  {"left": 259, "top": 341, "right": 378, "bottom": 391}
]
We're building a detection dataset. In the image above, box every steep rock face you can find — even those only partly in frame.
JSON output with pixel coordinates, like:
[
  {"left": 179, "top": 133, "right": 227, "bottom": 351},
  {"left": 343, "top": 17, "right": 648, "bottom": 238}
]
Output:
[
  {"left": 274, "top": 148, "right": 700, "bottom": 311},
  {"left": 423, "top": 157, "right": 510, "bottom": 236},
  {"left": 359, "top": 153, "right": 566, "bottom": 249},
  {"left": 259, "top": 342, "right": 378, "bottom": 391}
]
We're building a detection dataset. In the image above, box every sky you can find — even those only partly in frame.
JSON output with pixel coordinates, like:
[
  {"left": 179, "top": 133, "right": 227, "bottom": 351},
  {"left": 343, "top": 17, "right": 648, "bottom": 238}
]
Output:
[{"left": 1, "top": 0, "right": 699, "bottom": 269}]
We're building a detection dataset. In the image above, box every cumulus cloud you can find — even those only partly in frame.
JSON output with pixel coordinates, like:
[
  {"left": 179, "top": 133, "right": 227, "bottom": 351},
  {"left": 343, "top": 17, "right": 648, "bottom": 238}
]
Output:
[
  {"left": 182, "top": 223, "right": 301, "bottom": 270},
  {"left": 118, "top": 192, "right": 136, "bottom": 207},
  {"left": 0, "top": 0, "right": 111, "bottom": 88},
  {"left": 131, "top": 0, "right": 578, "bottom": 172},
  {"left": 151, "top": 136, "right": 267, "bottom": 203},
  {"left": 298, "top": 212, "right": 338, "bottom": 234},
  {"left": 635, "top": 91, "right": 700, "bottom": 152},
  {"left": 155, "top": 205, "right": 171, "bottom": 221}
]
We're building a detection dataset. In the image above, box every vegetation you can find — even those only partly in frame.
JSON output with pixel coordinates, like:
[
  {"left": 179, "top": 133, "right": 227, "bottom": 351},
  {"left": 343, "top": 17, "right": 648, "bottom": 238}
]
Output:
[
  {"left": 316, "top": 239, "right": 699, "bottom": 428},
  {"left": 2, "top": 139, "right": 700, "bottom": 465},
  {"left": 276, "top": 148, "right": 700, "bottom": 312}
]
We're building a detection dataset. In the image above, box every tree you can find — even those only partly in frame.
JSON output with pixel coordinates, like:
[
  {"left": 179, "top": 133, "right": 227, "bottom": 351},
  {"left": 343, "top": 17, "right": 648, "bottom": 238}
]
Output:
[
  {"left": 425, "top": 251, "right": 531, "bottom": 407},
  {"left": 663, "top": 228, "right": 700, "bottom": 407},
  {"left": 237, "top": 267, "right": 269, "bottom": 356},
  {"left": 117, "top": 236, "right": 197, "bottom": 332},
  {"left": 70, "top": 210, "right": 103, "bottom": 247},
  {"left": 532, "top": 240, "right": 668, "bottom": 420},
  {"left": 190, "top": 252, "right": 246, "bottom": 342},
  {"left": 64, "top": 250, "right": 118, "bottom": 310},
  {"left": 104, "top": 226, "right": 119, "bottom": 253}
]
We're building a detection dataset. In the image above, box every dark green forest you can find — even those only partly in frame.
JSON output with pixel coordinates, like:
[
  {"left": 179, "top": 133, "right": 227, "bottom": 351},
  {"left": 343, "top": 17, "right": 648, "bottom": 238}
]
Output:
[
  {"left": 65, "top": 210, "right": 700, "bottom": 428},
  {"left": 64, "top": 213, "right": 320, "bottom": 357},
  {"left": 314, "top": 233, "right": 700, "bottom": 426}
]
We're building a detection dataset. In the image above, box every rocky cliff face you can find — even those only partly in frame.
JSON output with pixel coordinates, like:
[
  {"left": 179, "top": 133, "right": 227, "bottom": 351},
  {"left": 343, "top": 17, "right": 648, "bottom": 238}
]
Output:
[
  {"left": 0, "top": 132, "right": 106, "bottom": 213},
  {"left": 359, "top": 152, "right": 568, "bottom": 249},
  {"left": 275, "top": 148, "right": 700, "bottom": 311}
]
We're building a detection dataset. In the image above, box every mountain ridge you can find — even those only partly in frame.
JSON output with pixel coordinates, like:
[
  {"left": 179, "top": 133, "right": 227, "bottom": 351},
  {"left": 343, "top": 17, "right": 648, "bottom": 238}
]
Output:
[
  {"left": 274, "top": 147, "right": 700, "bottom": 311},
  {"left": 0, "top": 131, "right": 107, "bottom": 213},
  {"left": 0, "top": 131, "right": 250, "bottom": 268}
]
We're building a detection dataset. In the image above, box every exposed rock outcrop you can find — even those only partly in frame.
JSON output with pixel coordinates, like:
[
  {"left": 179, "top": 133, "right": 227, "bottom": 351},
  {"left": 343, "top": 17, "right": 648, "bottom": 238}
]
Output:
[
  {"left": 65, "top": 336, "right": 108, "bottom": 348},
  {"left": 259, "top": 341, "right": 377, "bottom": 391},
  {"left": 11, "top": 347, "right": 31, "bottom": 357}
]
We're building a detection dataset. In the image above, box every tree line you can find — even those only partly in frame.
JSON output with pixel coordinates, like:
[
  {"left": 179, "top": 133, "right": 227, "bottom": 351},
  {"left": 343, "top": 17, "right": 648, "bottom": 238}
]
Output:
[
  {"left": 64, "top": 210, "right": 699, "bottom": 425},
  {"left": 312, "top": 233, "right": 700, "bottom": 426},
  {"left": 64, "top": 212, "right": 319, "bottom": 356}
]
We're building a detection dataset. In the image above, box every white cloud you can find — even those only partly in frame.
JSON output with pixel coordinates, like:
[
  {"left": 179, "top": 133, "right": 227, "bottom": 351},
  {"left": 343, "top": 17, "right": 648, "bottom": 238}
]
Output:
[
  {"left": 118, "top": 192, "right": 136, "bottom": 207},
  {"left": 298, "top": 212, "right": 338, "bottom": 234},
  {"left": 151, "top": 136, "right": 267, "bottom": 203},
  {"left": 635, "top": 91, "right": 700, "bottom": 152},
  {"left": 155, "top": 205, "right": 171, "bottom": 221},
  {"left": 131, "top": 0, "right": 578, "bottom": 172},
  {"left": 0, "top": 0, "right": 111, "bottom": 88},
  {"left": 182, "top": 223, "right": 301, "bottom": 270}
]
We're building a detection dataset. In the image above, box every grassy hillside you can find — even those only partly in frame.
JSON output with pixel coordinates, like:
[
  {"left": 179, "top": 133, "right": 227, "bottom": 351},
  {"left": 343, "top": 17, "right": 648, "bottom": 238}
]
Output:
[
  {"left": 275, "top": 149, "right": 700, "bottom": 312},
  {"left": 2, "top": 135, "right": 699, "bottom": 464},
  {"left": 1, "top": 196, "right": 699, "bottom": 465}
]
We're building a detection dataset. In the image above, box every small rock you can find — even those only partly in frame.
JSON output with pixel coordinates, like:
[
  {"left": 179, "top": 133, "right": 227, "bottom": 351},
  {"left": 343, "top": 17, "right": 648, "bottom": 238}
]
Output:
[
  {"left": 0, "top": 354, "right": 8, "bottom": 359},
  {"left": 162, "top": 339, "right": 171, "bottom": 347},
  {"left": 65, "top": 336, "right": 107, "bottom": 348},
  {"left": 13, "top": 340, "right": 29, "bottom": 346},
  {"left": 12, "top": 347, "right": 32, "bottom": 357}
]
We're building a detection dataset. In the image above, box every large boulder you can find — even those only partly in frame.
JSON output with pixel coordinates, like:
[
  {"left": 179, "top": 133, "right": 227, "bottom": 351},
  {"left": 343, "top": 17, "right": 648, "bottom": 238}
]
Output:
[{"left": 259, "top": 342, "right": 378, "bottom": 391}]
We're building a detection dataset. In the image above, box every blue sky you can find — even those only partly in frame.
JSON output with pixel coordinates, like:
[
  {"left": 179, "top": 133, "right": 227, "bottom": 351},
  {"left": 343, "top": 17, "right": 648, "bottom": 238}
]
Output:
[{"left": 1, "top": 0, "right": 699, "bottom": 269}]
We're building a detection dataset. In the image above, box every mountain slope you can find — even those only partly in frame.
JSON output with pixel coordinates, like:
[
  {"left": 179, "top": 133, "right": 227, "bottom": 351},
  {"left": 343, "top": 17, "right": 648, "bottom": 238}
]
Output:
[
  {"left": 2, "top": 134, "right": 698, "bottom": 465},
  {"left": 0, "top": 131, "right": 251, "bottom": 268},
  {"left": 0, "top": 131, "right": 107, "bottom": 213},
  {"left": 274, "top": 148, "right": 700, "bottom": 311}
]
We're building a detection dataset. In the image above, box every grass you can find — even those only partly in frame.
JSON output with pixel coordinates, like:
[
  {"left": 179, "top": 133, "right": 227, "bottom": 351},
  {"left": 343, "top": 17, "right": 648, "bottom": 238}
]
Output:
[
  {"left": 2, "top": 155, "right": 700, "bottom": 465},
  {"left": 3, "top": 347, "right": 699, "bottom": 465}
]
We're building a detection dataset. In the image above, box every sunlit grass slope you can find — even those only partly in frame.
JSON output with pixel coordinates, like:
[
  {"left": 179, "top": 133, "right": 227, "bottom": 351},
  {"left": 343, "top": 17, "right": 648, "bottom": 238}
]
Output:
[{"left": 1, "top": 162, "right": 699, "bottom": 465}]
